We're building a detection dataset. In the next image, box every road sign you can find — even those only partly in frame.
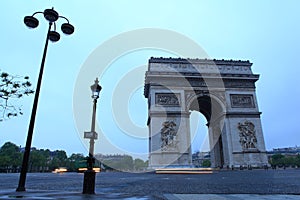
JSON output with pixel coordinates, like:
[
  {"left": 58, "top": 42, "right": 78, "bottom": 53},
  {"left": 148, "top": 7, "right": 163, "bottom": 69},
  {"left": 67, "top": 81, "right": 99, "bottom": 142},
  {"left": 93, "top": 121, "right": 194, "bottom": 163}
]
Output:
[{"left": 84, "top": 131, "right": 98, "bottom": 140}]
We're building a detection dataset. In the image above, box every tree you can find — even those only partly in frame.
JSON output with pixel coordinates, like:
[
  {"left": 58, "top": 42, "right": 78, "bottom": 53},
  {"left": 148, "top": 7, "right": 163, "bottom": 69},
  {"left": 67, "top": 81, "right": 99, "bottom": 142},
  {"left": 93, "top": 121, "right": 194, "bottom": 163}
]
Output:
[
  {"left": 49, "top": 150, "right": 68, "bottom": 170},
  {"left": 97, "top": 154, "right": 135, "bottom": 171},
  {"left": 0, "top": 155, "right": 10, "bottom": 172},
  {"left": 119, "top": 155, "right": 134, "bottom": 171},
  {"left": 67, "top": 153, "right": 85, "bottom": 171},
  {"left": 295, "top": 154, "right": 300, "bottom": 167},
  {"left": 284, "top": 156, "right": 296, "bottom": 167},
  {"left": 0, "top": 70, "right": 34, "bottom": 121},
  {"left": 29, "top": 149, "right": 45, "bottom": 172},
  {"left": 270, "top": 154, "right": 285, "bottom": 167},
  {"left": 0, "top": 142, "right": 22, "bottom": 172},
  {"left": 202, "top": 159, "right": 211, "bottom": 167},
  {"left": 133, "top": 158, "right": 147, "bottom": 171},
  {"left": 38, "top": 149, "right": 51, "bottom": 172}
]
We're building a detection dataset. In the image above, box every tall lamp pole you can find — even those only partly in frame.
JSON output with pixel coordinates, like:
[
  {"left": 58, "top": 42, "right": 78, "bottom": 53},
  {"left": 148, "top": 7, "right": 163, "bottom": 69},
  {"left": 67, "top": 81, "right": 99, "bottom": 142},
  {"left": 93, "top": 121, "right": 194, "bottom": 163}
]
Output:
[
  {"left": 83, "top": 78, "right": 102, "bottom": 194},
  {"left": 16, "top": 8, "right": 74, "bottom": 192}
]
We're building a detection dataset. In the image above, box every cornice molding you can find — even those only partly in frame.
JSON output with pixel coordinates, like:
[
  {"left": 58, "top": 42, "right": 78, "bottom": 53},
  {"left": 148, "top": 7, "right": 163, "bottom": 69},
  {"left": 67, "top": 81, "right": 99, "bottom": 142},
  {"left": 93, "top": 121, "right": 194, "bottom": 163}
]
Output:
[{"left": 149, "top": 57, "right": 252, "bottom": 66}]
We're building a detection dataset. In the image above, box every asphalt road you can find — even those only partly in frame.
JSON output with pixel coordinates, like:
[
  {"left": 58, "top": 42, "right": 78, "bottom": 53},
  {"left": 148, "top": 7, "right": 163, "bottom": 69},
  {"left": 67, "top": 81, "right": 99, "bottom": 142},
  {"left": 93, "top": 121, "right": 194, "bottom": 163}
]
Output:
[{"left": 0, "top": 169, "right": 300, "bottom": 199}]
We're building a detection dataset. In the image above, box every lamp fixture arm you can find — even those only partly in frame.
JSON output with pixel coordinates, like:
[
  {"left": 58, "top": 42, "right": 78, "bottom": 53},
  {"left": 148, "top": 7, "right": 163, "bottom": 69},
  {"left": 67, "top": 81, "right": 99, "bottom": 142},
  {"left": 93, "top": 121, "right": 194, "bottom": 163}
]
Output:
[
  {"left": 31, "top": 11, "right": 43, "bottom": 17},
  {"left": 58, "top": 15, "right": 70, "bottom": 24}
]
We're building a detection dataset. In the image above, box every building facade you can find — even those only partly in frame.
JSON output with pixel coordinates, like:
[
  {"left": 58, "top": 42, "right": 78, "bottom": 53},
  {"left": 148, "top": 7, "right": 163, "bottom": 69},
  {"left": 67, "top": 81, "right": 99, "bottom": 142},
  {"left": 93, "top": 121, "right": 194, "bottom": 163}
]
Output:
[{"left": 144, "top": 57, "right": 268, "bottom": 168}]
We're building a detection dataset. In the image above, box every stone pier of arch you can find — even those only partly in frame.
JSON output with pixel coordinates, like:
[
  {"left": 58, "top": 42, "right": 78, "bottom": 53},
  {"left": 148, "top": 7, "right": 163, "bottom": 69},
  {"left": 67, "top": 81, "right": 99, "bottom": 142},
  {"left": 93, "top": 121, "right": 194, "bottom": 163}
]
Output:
[{"left": 144, "top": 57, "right": 268, "bottom": 169}]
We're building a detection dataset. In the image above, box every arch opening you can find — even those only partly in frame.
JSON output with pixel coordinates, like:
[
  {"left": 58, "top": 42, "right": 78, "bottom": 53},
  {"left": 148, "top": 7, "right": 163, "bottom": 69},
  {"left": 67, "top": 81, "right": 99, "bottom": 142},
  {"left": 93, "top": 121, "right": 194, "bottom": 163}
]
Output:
[
  {"left": 188, "top": 94, "right": 225, "bottom": 168},
  {"left": 190, "top": 111, "right": 210, "bottom": 167}
]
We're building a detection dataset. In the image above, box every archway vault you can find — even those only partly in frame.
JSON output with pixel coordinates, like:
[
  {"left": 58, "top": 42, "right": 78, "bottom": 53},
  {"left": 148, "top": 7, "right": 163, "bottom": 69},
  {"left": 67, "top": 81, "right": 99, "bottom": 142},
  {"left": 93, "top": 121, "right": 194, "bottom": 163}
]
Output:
[
  {"left": 187, "top": 93, "right": 226, "bottom": 168},
  {"left": 144, "top": 57, "right": 269, "bottom": 169},
  {"left": 187, "top": 92, "right": 225, "bottom": 123}
]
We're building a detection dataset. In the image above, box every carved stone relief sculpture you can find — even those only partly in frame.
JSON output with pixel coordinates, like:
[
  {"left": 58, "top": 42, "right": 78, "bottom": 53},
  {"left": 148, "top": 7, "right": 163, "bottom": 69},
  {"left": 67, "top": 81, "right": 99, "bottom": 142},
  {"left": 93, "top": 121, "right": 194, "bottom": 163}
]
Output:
[
  {"left": 230, "top": 94, "right": 255, "bottom": 108},
  {"left": 161, "top": 121, "right": 178, "bottom": 151},
  {"left": 156, "top": 93, "right": 180, "bottom": 106},
  {"left": 237, "top": 121, "right": 257, "bottom": 151}
]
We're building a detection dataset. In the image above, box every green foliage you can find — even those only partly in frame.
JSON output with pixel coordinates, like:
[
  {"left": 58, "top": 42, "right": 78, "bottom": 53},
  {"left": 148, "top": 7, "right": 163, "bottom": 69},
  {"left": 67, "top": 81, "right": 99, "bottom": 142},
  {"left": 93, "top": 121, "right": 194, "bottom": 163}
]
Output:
[
  {"left": 134, "top": 158, "right": 148, "bottom": 171},
  {"left": 29, "top": 149, "right": 46, "bottom": 172},
  {"left": 47, "top": 150, "right": 68, "bottom": 170},
  {"left": 0, "top": 70, "right": 34, "bottom": 121},
  {"left": 0, "top": 142, "right": 79, "bottom": 173},
  {"left": 284, "top": 156, "right": 296, "bottom": 167},
  {"left": 270, "top": 154, "right": 285, "bottom": 167},
  {"left": 67, "top": 153, "right": 85, "bottom": 171},
  {"left": 101, "top": 155, "right": 133, "bottom": 171},
  {"left": 0, "top": 142, "right": 22, "bottom": 172},
  {"left": 96, "top": 154, "right": 148, "bottom": 172},
  {"left": 269, "top": 154, "right": 300, "bottom": 168},
  {"left": 296, "top": 155, "right": 300, "bottom": 167},
  {"left": 202, "top": 159, "right": 211, "bottom": 167},
  {"left": 0, "top": 142, "right": 149, "bottom": 173}
]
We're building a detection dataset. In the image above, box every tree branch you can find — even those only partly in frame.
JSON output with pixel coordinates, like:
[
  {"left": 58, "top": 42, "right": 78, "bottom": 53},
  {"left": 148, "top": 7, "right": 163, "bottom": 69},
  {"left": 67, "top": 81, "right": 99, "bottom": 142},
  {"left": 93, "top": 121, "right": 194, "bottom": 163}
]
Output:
[{"left": 0, "top": 70, "right": 34, "bottom": 121}]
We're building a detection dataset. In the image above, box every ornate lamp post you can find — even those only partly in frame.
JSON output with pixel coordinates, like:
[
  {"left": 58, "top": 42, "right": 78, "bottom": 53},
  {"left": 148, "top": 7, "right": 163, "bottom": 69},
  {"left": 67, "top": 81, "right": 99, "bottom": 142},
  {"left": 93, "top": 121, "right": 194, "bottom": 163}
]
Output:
[
  {"left": 83, "top": 78, "right": 102, "bottom": 194},
  {"left": 16, "top": 8, "right": 74, "bottom": 192}
]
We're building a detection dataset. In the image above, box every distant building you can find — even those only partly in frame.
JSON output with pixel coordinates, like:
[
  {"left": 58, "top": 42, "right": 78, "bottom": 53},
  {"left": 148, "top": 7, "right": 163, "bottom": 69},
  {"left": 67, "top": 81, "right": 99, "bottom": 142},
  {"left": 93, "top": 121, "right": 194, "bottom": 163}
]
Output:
[
  {"left": 194, "top": 146, "right": 300, "bottom": 168},
  {"left": 95, "top": 154, "right": 129, "bottom": 161},
  {"left": 192, "top": 152, "right": 210, "bottom": 167},
  {"left": 18, "top": 146, "right": 37, "bottom": 153},
  {"left": 267, "top": 146, "right": 300, "bottom": 158}
]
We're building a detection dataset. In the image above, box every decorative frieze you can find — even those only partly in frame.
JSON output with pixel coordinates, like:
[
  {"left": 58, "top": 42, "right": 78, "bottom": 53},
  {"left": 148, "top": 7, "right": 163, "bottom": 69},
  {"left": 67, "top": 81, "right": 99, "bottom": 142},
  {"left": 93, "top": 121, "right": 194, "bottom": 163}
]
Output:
[
  {"left": 155, "top": 93, "right": 180, "bottom": 106},
  {"left": 224, "top": 80, "right": 256, "bottom": 88},
  {"left": 187, "top": 79, "right": 207, "bottom": 87},
  {"left": 148, "top": 57, "right": 253, "bottom": 75},
  {"left": 230, "top": 94, "right": 255, "bottom": 108},
  {"left": 187, "top": 79, "right": 256, "bottom": 89}
]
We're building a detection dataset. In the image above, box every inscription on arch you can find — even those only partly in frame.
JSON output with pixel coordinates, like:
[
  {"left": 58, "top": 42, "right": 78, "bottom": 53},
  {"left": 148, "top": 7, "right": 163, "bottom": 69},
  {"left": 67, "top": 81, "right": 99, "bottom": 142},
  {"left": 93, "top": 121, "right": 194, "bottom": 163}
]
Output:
[
  {"left": 230, "top": 94, "right": 255, "bottom": 108},
  {"left": 155, "top": 93, "right": 180, "bottom": 106}
]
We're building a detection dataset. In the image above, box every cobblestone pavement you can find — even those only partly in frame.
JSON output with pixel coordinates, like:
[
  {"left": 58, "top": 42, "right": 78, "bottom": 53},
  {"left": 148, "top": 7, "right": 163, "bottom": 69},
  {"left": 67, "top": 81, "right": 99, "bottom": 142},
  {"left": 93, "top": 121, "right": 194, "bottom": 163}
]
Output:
[
  {"left": 165, "top": 194, "right": 300, "bottom": 200},
  {"left": 0, "top": 169, "right": 300, "bottom": 199}
]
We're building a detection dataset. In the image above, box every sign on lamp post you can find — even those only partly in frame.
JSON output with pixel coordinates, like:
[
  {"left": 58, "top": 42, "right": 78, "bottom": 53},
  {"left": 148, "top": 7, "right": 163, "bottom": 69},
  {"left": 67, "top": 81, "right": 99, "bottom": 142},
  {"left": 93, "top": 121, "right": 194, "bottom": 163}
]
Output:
[{"left": 84, "top": 131, "right": 98, "bottom": 140}]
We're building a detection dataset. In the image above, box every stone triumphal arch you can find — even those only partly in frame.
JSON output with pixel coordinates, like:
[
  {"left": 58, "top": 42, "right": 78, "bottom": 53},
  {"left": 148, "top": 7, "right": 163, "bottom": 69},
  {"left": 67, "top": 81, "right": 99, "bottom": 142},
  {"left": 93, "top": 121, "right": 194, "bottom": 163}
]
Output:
[{"left": 144, "top": 57, "right": 268, "bottom": 168}]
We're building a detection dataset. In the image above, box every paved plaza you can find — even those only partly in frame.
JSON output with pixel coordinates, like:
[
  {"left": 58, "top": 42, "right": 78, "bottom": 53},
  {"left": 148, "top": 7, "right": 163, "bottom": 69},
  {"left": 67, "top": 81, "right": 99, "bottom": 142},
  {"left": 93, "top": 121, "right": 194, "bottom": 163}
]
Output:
[{"left": 0, "top": 169, "right": 300, "bottom": 199}]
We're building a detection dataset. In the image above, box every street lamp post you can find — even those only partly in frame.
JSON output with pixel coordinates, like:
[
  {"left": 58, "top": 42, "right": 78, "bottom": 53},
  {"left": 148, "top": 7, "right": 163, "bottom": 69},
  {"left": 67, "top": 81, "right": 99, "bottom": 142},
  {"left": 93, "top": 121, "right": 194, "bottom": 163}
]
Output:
[
  {"left": 16, "top": 8, "right": 74, "bottom": 192},
  {"left": 83, "top": 78, "right": 102, "bottom": 194}
]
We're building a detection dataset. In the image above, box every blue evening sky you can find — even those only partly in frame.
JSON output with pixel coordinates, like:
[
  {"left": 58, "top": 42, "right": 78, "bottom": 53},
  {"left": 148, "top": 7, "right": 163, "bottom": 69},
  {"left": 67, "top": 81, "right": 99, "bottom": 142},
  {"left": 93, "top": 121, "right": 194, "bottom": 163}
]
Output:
[{"left": 1, "top": 1, "right": 300, "bottom": 160}]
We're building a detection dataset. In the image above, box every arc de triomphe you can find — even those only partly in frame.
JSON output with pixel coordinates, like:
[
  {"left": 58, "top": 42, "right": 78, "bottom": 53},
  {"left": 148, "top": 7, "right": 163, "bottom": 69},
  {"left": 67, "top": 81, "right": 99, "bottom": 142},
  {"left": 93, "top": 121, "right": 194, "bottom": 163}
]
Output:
[{"left": 144, "top": 57, "right": 268, "bottom": 168}]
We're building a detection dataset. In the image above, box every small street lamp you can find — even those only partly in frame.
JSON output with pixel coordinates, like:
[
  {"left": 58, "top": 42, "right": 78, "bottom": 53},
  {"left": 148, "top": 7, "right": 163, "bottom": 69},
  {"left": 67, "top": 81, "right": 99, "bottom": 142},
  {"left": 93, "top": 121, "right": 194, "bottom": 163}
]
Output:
[
  {"left": 83, "top": 78, "right": 102, "bottom": 194},
  {"left": 16, "top": 8, "right": 74, "bottom": 192}
]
